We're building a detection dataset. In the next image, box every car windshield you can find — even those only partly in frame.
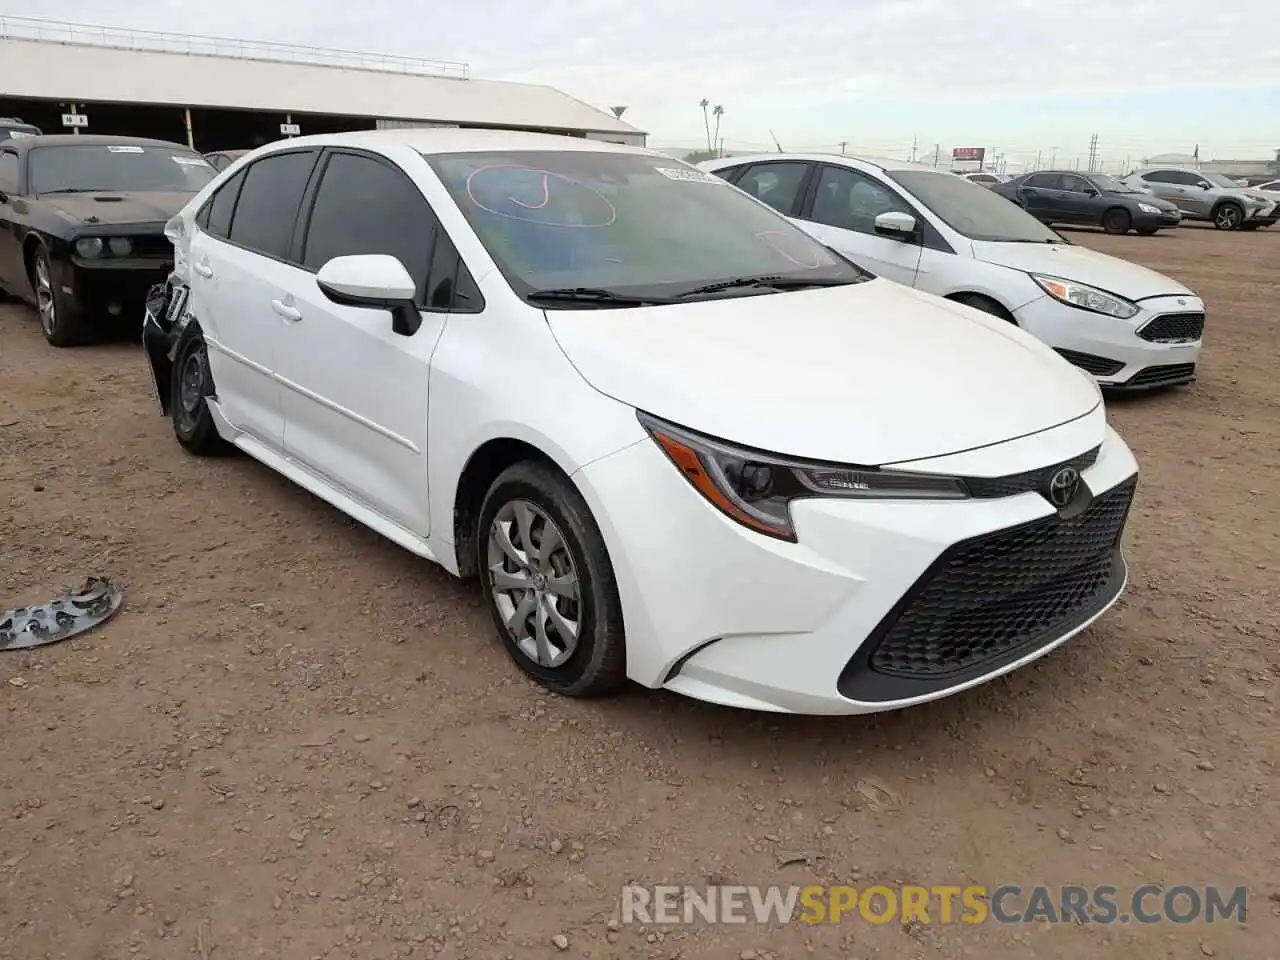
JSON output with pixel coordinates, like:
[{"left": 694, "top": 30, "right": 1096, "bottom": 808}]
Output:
[
  {"left": 1091, "top": 174, "right": 1137, "bottom": 193},
  {"left": 887, "top": 169, "right": 1061, "bottom": 243},
  {"left": 1201, "top": 172, "right": 1241, "bottom": 189},
  {"left": 29, "top": 144, "right": 217, "bottom": 194},
  {"left": 425, "top": 150, "right": 870, "bottom": 305}
]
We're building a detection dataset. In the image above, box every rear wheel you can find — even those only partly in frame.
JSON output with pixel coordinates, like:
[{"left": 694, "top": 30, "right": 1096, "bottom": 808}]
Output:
[
  {"left": 477, "top": 461, "right": 626, "bottom": 697},
  {"left": 170, "top": 333, "right": 228, "bottom": 455},
  {"left": 1212, "top": 202, "right": 1243, "bottom": 230},
  {"left": 31, "top": 245, "right": 92, "bottom": 347},
  {"left": 1102, "top": 208, "right": 1131, "bottom": 235}
]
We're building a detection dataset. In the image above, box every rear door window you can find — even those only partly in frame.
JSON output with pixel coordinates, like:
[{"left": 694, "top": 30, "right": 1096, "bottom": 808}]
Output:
[{"left": 226, "top": 150, "right": 317, "bottom": 260}]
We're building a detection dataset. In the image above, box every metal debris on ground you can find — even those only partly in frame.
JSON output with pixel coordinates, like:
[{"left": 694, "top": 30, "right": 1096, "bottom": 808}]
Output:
[{"left": 0, "top": 577, "right": 124, "bottom": 651}]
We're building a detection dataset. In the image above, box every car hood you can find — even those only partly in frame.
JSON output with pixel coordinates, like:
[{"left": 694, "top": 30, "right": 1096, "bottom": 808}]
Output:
[
  {"left": 970, "top": 240, "right": 1192, "bottom": 300},
  {"left": 1243, "top": 189, "right": 1277, "bottom": 206},
  {"left": 546, "top": 279, "right": 1100, "bottom": 466},
  {"left": 39, "top": 191, "right": 196, "bottom": 227}
]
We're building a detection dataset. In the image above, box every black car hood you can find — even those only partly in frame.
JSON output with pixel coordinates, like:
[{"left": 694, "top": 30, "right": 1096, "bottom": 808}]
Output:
[{"left": 39, "top": 191, "right": 195, "bottom": 227}]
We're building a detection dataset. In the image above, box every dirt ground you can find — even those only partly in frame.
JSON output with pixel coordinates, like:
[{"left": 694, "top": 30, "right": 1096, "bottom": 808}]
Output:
[{"left": 1, "top": 225, "right": 1277, "bottom": 960}]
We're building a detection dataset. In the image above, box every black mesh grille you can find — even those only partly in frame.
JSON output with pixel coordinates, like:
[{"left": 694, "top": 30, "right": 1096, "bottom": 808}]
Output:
[
  {"left": 1054, "top": 348, "right": 1124, "bottom": 376},
  {"left": 966, "top": 447, "right": 1100, "bottom": 500},
  {"left": 1124, "top": 363, "right": 1196, "bottom": 388},
  {"left": 860, "top": 479, "right": 1135, "bottom": 682},
  {"left": 128, "top": 235, "right": 174, "bottom": 260},
  {"left": 1137, "top": 313, "right": 1204, "bottom": 343}
]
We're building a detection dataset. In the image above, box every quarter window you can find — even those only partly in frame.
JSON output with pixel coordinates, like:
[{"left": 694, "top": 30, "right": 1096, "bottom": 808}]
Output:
[
  {"left": 0, "top": 149, "right": 18, "bottom": 192},
  {"left": 1142, "top": 170, "right": 1177, "bottom": 184},
  {"left": 809, "top": 164, "right": 913, "bottom": 234},
  {"left": 197, "top": 169, "right": 246, "bottom": 239},
  {"left": 735, "top": 162, "right": 809, "bottom": 215},
  {"left": 226, "top": 150, "right": 316, "bottom": 259}
]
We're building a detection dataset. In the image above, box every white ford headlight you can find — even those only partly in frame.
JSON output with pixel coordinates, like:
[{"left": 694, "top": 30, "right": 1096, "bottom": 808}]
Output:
[{"left": 1031, "top": 275, "right": 1139, "bottom": 320}]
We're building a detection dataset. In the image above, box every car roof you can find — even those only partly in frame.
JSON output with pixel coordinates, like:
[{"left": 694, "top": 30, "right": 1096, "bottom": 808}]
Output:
[
  {"left": 7, "top": 134, "right": 198, "bottom": 152},
  {"left": 700, "top": 151, "right": 956, "bottom": 176},
  {"left": 248, "top": 127, "right": 658, "bottom": 159}
]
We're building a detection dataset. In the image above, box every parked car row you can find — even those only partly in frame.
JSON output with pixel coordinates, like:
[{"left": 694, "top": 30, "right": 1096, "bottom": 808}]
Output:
[
  {"left": 697, "top": 152, "right": 1203, "bottom": 391},
  {"left": 1121, "top": 168, "right": 1278, "bottom": 231},
  {"left": 5, "top": 129, "right": 1198, "bottom": 716}
]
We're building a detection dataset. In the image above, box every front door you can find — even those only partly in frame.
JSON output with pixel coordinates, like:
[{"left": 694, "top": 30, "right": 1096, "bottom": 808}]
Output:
[
  {"left": 796, "top": 163, "right": 922, "bottom": 286},
  {"left": 273, "top": 149, "right": 452, "bottom": 535}
]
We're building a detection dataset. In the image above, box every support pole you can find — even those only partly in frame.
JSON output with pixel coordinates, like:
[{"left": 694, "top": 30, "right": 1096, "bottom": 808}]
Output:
[
  {"left": 70, "top": 103, "right": 79, "bottom": 135},
  {"left": 184, "top": 108, "right": 194, "bottom": 150}
]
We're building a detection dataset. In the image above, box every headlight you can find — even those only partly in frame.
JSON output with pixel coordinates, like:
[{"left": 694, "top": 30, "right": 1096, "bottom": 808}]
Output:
[
  {"left": 75, "top": 237, "right": 104, "bottom": 258},
  {"left": 1031, "top": 275, "right": 1139, "bottom": 320},
  {"left": 1137, "top": 203, "right": 1160, "bottom": 214},
  {"left": 107, "top": 237, "right": 133, "bottom": 257},
  {"left": 638, "top": 412, "right": 969, "bottom": 542}
]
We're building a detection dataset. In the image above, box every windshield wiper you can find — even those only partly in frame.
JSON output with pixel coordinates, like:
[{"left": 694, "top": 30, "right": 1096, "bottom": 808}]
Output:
[
  {"left": 526, "top": 287, "right": 675, "bottom": 308},
  {"left": 678, "top": 275, "right": 857, "bottom": 299},
  {"left": 38, "top": 188, "right": 103, "bottom": 195}
]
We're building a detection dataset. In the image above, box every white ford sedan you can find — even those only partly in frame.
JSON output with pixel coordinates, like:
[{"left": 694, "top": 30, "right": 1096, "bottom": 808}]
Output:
[
  {"left": 699, "top": 153, "right": 1204, "bottom": 391},
  {"left": 144, "top": 130, "right": 1139, "bottom": 715}
]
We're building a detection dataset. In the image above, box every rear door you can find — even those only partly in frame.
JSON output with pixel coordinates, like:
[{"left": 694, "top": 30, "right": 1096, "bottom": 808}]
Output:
[
  {"left": 1057, "top": 173, "right": 1104, "bottom": 225},
  {"left": 189, "top": 148, "right": 318, "bottom": 450},
  {"left": 730, "top": 161, "right": 813, "bottom": 217},
  {"left": 1017, "top": 173, "right": 1064, "bottom": 220},
  {"left": 274, "top": 148, "right": 481, "bottom": 535},
  {"left": 0, "top": 145, "right": 22, "bottom": 292},
  {"left": 794, "top": 163, "right": 922, "bottom": 286}
]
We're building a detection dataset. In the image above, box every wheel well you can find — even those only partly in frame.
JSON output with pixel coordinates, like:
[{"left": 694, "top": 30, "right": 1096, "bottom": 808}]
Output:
[
  {"left": 452, "top": 438, "right": 561, "bottom": 578},
  {"left": 1212, "top": 199, "right": 1243, "bottom": 213},
  {"left": 1104, "top": 205, "right": 1129, "bottom": 220},
  {"left": 22, "top": 234, "right": 45, "bottom": 282},
  {"left": 946, "top": 292, "right": 1017, "bottom": 324}
]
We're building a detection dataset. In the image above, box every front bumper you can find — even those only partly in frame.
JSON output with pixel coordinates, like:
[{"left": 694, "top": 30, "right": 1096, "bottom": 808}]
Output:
[
  {"left": 1133, "top": 209, "right": 1181, "bottom": 230},
  {"left": 54, "top": 256, "right": 173, "bottom": 325},
  {"left": 1013, "top": 292, "right": 1202, "bottom": 388},
  {"left": 574, "top": 412, "right": 1138, "bottom": 715}
]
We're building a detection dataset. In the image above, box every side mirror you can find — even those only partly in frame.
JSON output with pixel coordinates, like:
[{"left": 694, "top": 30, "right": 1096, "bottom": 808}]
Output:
[
  {"left": 317, "top": 254, "right": 418, "bottom": 336},
  {"left": 873, "top": 211, "right": 917, "bottom": 240},
  {"left": 1082, "top": 187, "right": 1099, "bottom": 197},
  {"left": 1195, "top": 182, "right": 1211, "bottom": 191}
]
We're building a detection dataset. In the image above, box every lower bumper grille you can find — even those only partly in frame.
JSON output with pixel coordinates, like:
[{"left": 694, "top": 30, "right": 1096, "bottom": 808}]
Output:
[
  {"left": 1121, "top": 363, "right": 1196, "bottom": 389},
  {"left": 837, "top": 478, "right": 1136, "bottom": 702},
  {"left": 1054, "top": 348, "right": 1124, "bottom": 377},
  {"left": 1138, "top": 312, "right": 1204, "bottom": 343}
]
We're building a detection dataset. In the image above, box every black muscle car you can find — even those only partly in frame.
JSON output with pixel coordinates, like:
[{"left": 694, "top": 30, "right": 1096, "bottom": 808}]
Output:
[
  {"left": 991, "top": 170, "right": 1182, "bottom": 236},
  {"left": 0, "top": 134, "right": 216, "bottom": 346}
]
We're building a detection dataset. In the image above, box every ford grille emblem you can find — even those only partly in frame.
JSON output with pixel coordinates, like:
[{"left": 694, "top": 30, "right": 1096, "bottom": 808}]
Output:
[{"left": 1047, "top": 467, "right": 1081, "bottom": 508}]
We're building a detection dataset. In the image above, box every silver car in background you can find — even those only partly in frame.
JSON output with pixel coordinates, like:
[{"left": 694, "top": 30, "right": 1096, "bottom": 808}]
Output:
[{"left": 1123, "top": 167, "right": 1277, "bottom": 231}]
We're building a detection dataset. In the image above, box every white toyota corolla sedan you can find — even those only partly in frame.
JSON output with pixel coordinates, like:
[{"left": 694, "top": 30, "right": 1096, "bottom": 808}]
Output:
[
  {"left": 699, "top": 153, "right": 1204, "bottom": 391},
  {"left": 143, "top": 130, "right": 1139, "bottom": 715}
]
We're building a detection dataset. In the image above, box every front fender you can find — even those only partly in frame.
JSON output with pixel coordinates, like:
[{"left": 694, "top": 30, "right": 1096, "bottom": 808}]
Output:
[{"left": 142, "top": 278, "right": 196, "bottom": 415}]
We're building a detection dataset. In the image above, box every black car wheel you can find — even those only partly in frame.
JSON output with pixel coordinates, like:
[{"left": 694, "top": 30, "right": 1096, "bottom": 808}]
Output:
[
  {"left": 30, "top": 244, "right": 92, "bottom": 347},
  {"left": 477, "top": 460, "right": 626, "bottom": 698},
  {"left": 170, "top": 333, "right": 228, "bottom": 455},
  {"left": 1212, "top": 202, "right": 1243, "bottom": 230},
  {"left": 1102, "top": 208, "right": 1131, "bottom": 235}
]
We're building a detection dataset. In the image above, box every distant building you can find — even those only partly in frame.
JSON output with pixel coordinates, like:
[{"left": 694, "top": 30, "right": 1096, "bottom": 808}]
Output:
[
  {"left": 1141, "top": 152, "right": 1274, "bottom": 179},
  {"left": 0, "top": 16, "right": 645, "bottom": 151}
]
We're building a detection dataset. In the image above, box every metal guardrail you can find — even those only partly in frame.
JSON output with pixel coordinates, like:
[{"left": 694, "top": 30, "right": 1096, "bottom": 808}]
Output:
[{"left": 0, "top": 14, "right": 471, "bottom": 79}]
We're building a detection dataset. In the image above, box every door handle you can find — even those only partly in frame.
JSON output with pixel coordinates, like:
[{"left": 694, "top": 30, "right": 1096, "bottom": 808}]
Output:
[
  {"left": 271, "top": 299, "right": 302, "bottom": 322},
  {"left": 193, "top": 262, "right": 214, "bottom": 278}
]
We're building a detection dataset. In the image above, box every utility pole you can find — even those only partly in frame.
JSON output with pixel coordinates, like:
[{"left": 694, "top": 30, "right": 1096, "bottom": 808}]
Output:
[
  {"left": 1034, "top": 149, "right": 1042, "bottom": 171},
  {"left": 1086, "top": 132, "right": 1099, "bottom": 172},
  {"left": 839, "top": 140, "right": 847, "bottom": 154},
  {"left": 933, "top": 144, "right": 941, "bottom": 167},
  {"left": 911, "top": 136, "right": 918, "bottom": 163}
]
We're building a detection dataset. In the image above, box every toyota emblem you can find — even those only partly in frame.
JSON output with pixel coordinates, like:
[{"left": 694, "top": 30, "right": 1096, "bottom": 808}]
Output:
[{"left": 1047, "top": 467, "right": 1080, "bottom": 508}]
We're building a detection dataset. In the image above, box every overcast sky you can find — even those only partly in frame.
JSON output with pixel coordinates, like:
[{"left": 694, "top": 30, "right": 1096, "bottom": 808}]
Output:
[{"left": 7, "top": 0, "right": 1278, "bottom": 168}]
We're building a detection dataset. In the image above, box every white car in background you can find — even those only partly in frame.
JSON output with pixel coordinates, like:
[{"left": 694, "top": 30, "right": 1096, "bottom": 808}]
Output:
[
  {"left": 144, "top": 129, "right": 1140, "bottom": 716},
  {"left": 962, "top": 172, "right": 1009, "bottom": 187},
  {"left": 699, "top": 153, "right": 1204, "bottom": 390}
]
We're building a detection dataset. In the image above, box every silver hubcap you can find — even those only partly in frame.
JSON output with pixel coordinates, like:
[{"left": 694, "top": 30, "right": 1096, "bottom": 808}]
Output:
[
  {"left": 178, "top": 350, "right": 205, "bottom": 425},
  {"left": 486, "top": 500, "right": 581, "bottom": 668},
  {"left": 1217, "top": 208, "right": 1239, "bottom": 229},
  {"left": 34, "top": 257, "right": 55, "bottom": 336}
]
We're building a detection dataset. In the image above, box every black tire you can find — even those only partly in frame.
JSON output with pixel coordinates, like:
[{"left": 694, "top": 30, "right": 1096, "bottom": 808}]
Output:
[
  {"left": 30, "top": 244, "right": 93, "bottom": 347},
  {"left": 170, "top": 332, "right": 228, "bottom": 455},
  {"left": 476, "top": 460, "right": 626, "bottom": 697},
  {"left": 1102, "top": 208, "right": 1131, "bottom": 235},
  {"left": 1212, "top": 202, "right": 1243, "bottom": 231},
  {"left": 951, "top": 293, "right": 1016, "bottom": 324},
  {"left": 1136, "top": 228, "right": 1159, "bottom": 236}
]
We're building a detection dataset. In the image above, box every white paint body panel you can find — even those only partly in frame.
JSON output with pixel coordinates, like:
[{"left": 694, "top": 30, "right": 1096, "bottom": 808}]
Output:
[{"left": 167, "top": 131, "right": 1141, "bottom": 715}]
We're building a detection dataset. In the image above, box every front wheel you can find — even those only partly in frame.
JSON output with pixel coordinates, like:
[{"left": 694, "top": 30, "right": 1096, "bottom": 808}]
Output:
[
  {"left": 1102, "top": 208, "right": 1131, "bottom": 235},
  {"left": 477, "top": 461, "right": 626, "bottom": 697},
  {"left": 170, "top": 333, "right": 228, "bottom": 455},
  {"left": 1213, "top": 202, "right": 1243, "bottom": 230},
  {"left": 31, "top": 245, "right": 92, "bottom": 347}
]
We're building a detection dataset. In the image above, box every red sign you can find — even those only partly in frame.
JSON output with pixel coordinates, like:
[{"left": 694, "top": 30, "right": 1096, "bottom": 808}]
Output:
[{"left": 952, "top": 147, "right": 986, "bottom": 162}]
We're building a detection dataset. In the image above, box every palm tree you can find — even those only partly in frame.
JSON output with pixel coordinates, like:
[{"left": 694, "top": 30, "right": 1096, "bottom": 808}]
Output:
[
  {"left": 712, "top": 105, "right": 724, "bottom": 158},
  {"left": 699, "top": 99, "right": 711, "bottom": 154}
]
